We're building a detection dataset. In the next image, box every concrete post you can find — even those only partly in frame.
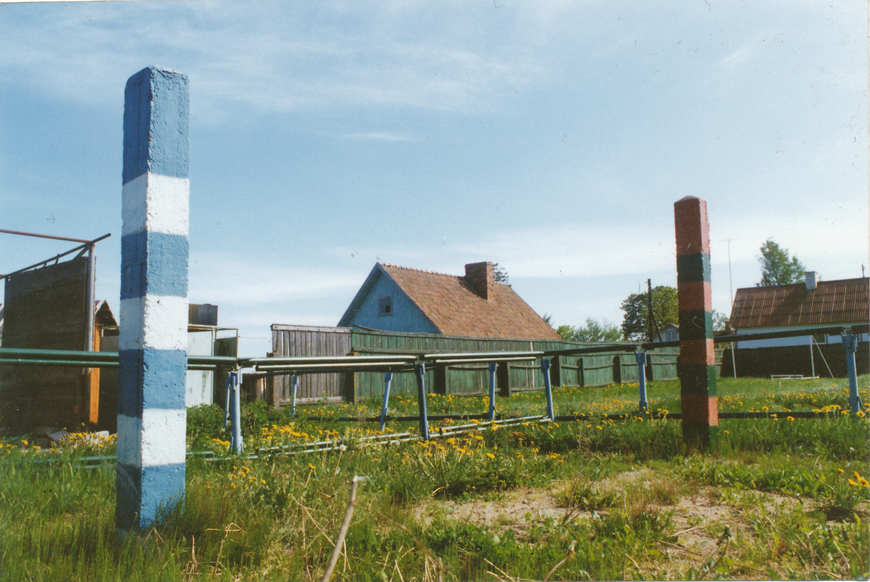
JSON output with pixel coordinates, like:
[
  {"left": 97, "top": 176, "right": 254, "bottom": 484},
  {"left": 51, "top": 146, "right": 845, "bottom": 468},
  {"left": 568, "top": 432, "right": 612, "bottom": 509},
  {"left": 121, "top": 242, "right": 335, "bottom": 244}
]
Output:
[
  {"left": 674, "top": 196, "right": 718, "bottom": 451},
  {"left": 117, "top": 67, "right": 190, "bottom": 530}
]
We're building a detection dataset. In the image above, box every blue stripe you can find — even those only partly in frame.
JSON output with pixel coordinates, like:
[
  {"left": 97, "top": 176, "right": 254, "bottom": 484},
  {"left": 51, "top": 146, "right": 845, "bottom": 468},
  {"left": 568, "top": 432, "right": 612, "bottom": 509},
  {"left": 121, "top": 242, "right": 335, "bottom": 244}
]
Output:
[
  {"left": 117, "top": 462, "right": 186, "bottom": 529},
  {"left": 120, "top": 231, "right": 189, "bottom": 299},
  {"left": 118, "top": 349, "right": 187, "bottom": 416},
  {"left": 123, "top": 67, "right": 190, "bottom": 185}
]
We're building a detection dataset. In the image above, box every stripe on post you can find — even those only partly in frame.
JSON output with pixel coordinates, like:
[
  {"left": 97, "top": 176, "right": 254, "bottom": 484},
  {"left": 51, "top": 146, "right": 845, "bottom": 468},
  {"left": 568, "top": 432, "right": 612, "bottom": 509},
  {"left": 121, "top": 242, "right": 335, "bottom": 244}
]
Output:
[
  {"left": 674, "top": 196, "right": 718, "bottom": 451},
  {"left": 117, "top": 66, "right": 190, "bottom": 530}
]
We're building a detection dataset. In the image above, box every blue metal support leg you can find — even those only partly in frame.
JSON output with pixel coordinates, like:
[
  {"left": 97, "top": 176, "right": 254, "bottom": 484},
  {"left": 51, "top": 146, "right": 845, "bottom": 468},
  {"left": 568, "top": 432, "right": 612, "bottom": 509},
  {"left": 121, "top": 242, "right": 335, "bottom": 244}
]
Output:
[
  {"left": 542, "top": 358, "right": 554, "bottom": 421},
  {"left": 487, "top": 363, "right": 497, "bottom": 421},
  {"left": 224, "top": 371, "right": 232, "bottom": 429},
  {"left": 842, "top": 333, "right": 864, "bottom": 413},
  {"left": 229, "top": 371, "right": 244, "bottom": 455},
  {"left": 636, "top": 351, "right": 648, "bottom": 410},
  {"left": 415, "top": 363, "right": 430, "bottom": 440},
  {"left": 290, "top": 375, "right": 299, "bottom": 417},
  {"left": 380, "top": 371, "right": 393, "bottom": 431}
]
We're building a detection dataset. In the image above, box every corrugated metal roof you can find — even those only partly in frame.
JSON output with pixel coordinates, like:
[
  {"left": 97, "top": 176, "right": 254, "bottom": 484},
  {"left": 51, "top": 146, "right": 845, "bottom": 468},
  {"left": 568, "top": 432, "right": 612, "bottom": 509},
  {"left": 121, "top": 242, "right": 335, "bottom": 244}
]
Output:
[
  {"left": 729, "top": 277, "right": 869, "bottom": 329},
  {"left": 380, "top": 263, "right": 561, "bottom": 340}
]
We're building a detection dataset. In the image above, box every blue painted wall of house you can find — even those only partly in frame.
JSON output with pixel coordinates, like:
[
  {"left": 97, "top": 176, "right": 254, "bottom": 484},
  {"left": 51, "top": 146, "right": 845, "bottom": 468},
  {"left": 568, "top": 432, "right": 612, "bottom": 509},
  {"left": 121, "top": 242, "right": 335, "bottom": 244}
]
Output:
[{"left": 344, "top": 271, "right": 440, "bottom": 334}]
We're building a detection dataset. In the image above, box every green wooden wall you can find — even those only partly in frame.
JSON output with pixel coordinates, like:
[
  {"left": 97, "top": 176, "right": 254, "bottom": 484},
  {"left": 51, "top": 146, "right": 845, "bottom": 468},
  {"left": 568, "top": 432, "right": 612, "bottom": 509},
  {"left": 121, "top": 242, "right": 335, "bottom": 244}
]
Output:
[{"left": 348, "top": 328, "right": 680, "bottom": 401}]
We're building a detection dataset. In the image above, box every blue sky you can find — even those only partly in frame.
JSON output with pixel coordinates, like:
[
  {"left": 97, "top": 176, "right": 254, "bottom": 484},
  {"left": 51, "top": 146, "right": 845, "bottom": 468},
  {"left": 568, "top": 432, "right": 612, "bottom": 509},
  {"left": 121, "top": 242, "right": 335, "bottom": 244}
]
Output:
[{"left": 1, "top": 0, "right": 867, "bottom": 356}]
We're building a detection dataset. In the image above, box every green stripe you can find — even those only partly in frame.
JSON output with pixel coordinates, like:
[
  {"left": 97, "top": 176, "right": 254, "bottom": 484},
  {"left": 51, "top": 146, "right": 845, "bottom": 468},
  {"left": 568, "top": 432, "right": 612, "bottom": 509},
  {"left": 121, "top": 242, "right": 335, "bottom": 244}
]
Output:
[
  {"left": 678, "top": 364, "right": 718, "bottom": 397},
  {"left": 678, "top": 310, "right": 713, "bottom": 341},
  {"left": 676, "top": 253, "right": 711, "bottom": 283}
]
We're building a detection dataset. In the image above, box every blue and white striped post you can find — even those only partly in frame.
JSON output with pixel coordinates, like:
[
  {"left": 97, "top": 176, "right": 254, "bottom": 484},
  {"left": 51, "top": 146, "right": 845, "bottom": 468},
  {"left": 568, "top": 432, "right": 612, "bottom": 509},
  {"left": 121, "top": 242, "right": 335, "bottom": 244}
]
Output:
[{"left": 117, "top": 67, "right": 190, "bottom": 530}]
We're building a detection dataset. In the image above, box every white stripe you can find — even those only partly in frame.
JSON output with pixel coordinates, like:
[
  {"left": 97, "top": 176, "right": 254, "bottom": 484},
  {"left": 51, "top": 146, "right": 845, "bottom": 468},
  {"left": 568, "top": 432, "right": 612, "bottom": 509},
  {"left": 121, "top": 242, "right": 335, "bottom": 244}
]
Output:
[
  {"left": 120, "top": 295, "right": 189, "bottom": 351},
  {"left": 117, "top": 409, "right": 187, "bottom": 467},
  {"left": 122, "top": 173, "right": 190, "bottom": 237}
]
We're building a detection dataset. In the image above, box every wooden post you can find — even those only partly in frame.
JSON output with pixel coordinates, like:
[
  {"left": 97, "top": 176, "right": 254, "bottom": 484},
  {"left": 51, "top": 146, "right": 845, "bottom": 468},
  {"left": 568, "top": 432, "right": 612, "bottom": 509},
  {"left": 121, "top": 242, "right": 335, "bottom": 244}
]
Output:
[
  {"left": 674, "top": 196, "right": 718, "bottom": 451},
  {"left": 117, "top": 66, "right": 190, "bottom": 529}
]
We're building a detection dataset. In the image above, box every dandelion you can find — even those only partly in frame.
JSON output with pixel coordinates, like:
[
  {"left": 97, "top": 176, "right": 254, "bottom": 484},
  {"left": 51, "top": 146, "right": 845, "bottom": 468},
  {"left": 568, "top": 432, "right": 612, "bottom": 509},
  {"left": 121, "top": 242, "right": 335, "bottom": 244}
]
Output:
[
  {"left": 485, "top": 453, "right": 495, "bottom": 459},
  {"left": 857, "top": 411, "right": 866, "bottom": 418},
  {"left": 787, "top": 416, "right": 794, "bottom": 421},
  {"left": 308, "top": 463, "right": 316, "bottom": 470},
  {"left": 838, "top": 468, "right": 845, "bottom": 473}
]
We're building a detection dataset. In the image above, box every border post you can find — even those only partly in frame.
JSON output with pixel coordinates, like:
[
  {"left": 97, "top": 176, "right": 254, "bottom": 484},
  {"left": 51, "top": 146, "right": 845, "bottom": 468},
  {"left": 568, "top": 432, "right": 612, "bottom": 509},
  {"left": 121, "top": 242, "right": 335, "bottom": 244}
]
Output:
[
  {"left": 117, "top": 67, "right": 190, "bottom": 529},
  {"left": 674, "top": 196, "right": 718, "bottom": 451}
]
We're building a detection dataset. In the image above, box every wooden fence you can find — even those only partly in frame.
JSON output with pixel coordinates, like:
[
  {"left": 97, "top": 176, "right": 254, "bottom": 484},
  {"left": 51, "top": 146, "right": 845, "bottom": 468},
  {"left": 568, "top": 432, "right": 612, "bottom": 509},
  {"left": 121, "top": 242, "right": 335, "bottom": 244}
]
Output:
[{"left": 266, "top": 325, "right": 682, "bottom": 404}]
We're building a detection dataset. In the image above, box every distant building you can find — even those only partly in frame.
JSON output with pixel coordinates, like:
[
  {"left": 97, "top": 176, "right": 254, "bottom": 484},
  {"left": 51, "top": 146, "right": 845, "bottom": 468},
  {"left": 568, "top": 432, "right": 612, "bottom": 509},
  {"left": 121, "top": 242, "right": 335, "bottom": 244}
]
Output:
[
  {"left": 726, "top": 272, "right": 868, "bottom": 377},
  {"left": 338, "top": 262, "right": 560, "bottom": 341},
  {"left": 656, "top": 323, "right": 679, "bottom": 343}
]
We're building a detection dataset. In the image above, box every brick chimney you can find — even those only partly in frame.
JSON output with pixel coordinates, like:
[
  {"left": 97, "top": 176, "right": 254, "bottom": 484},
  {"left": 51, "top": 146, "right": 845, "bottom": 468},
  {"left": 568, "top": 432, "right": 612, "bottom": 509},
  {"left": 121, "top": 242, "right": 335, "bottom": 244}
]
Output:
[{"left": 465, "top": 262, "right": 495, "bottom": 300}]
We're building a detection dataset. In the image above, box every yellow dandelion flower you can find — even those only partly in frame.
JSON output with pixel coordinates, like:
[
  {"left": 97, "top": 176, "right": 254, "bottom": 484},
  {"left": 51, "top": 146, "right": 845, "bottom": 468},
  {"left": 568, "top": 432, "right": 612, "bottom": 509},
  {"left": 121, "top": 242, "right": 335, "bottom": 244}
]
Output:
[
  {"left": 838, "top": 468, "right": 845, "bottom": 473},
  {"left": 486, "top": 453, "right": 495, "bottom": 459},
  {"left": 308, "top": 463, "right": 316, "bottom": 470}
]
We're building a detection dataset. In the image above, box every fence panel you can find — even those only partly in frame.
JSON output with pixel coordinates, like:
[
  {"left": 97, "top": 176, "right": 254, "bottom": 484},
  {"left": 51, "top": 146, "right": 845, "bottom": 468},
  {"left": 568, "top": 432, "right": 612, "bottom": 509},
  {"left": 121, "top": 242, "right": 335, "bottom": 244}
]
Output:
[{"left": 269, "top": 325, "right": 352, "bottom": 404}]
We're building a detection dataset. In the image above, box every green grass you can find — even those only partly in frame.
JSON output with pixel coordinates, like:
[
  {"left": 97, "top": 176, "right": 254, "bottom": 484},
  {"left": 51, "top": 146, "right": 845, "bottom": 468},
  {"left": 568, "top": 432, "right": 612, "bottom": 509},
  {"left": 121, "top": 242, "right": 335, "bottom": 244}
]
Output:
[{"left": 1, "top": 375, "right": 868, "bottom": 580}]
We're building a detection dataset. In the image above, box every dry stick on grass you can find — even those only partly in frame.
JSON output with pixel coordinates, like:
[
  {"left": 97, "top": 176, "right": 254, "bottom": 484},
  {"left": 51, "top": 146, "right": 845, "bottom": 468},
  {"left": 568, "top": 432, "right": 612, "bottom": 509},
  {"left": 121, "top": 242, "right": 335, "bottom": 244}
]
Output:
[{"left": 321, "top": 475, "right": 366, "bottom": 582}]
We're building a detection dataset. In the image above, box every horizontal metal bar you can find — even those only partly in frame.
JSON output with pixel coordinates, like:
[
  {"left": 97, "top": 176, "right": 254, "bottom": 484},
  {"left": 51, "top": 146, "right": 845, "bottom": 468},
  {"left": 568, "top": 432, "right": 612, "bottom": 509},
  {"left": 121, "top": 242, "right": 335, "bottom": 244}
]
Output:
[
  {"left": 421, "top": 351, "right": 543, "bottom": 360},
  {"left": 713, "top": 324, "right": 869, "bottom": 345},
  {"left": 0, "top": 348, "right": 116, "bottom": 361},
  {"left": 431, "top": 356, "right": 537, "bottom": 365},
  {"left": 0, "top": 359, "right": 119, "bottom": 368},
  {"left": 544, "top": 344, "right": 638, "bottom": 357},
  {"left": 256, "top": 364, "right": 417, "bottom": 376},
  {"left": 242, "top": 355, "right": 417, "bottom": 367}
]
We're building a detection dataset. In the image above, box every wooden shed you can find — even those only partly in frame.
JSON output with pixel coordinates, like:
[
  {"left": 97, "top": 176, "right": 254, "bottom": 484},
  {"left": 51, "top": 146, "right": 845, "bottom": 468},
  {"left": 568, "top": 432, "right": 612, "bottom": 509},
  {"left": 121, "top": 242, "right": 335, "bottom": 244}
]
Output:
[{"left": 0, "top": 257, "right": 118, "bottom": 433}]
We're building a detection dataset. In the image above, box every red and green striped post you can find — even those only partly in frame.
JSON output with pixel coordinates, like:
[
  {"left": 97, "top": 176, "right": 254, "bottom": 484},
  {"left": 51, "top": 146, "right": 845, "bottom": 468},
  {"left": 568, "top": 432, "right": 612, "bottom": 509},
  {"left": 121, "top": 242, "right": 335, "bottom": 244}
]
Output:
[{"left": 674, "top": 196, "right": 718, "bottom": 451}]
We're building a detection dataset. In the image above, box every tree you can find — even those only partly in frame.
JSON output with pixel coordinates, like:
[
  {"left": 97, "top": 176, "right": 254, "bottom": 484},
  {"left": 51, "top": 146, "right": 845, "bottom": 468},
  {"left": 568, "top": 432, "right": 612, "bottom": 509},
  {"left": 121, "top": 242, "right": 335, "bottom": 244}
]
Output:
[
  {"left": 555, "top": 319, "right": 622, "bottom": 342},
  {"left": 572, "top": 318, "right": 622, "bottom": 343},
  {"left": 492, "top": 263, "right": 510, "bottom": 287},
  {"left": 757, "top": 239, "right": 805, "bottom": 287},
  {"left": 712, "top": 310, "right": 729, "bottom": 333},
  {"left": 620, "top": 285, "right": 678, "bottom": 342}
]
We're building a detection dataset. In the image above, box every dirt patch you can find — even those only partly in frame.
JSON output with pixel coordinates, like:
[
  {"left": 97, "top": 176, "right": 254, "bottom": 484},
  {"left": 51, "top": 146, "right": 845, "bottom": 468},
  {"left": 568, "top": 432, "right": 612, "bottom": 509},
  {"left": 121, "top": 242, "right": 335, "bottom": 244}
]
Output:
[{"left": 414, "top": 486, "right": 567, "bottom": 538}]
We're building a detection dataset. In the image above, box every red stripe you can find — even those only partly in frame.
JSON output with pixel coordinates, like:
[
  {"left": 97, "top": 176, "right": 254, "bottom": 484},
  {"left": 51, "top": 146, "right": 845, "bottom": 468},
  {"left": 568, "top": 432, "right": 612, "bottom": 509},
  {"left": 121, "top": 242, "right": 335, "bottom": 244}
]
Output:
[
  {"left": 679, "top": 339, "right": 715, "bottom": 365},
  {"left": 674, "top": 197, "right": 710, "bottom": 255},
  {"left": 682, "top": 395, "right": 719, "bottom": 425},
  {"left": 677, "top": 280, "right": 712, "bottom": 312}
]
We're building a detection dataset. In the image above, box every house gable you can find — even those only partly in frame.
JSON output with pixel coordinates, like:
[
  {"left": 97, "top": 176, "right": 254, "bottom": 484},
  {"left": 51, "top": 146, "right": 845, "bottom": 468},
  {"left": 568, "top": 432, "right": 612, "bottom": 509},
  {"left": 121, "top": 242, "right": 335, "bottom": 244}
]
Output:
[{"left": 337, "top": 264, "right": 440, "bottom": 333}]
